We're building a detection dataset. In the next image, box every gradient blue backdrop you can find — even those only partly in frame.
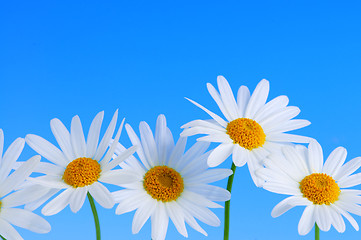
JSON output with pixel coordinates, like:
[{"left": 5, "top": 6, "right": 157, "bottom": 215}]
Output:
[{"left": 1, "top": 1, "right": 361, "bottom": 239}]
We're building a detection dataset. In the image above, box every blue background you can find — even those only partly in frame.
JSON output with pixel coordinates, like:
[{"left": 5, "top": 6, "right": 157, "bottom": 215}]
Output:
[{"left": 1, "top": 1, "right": 361, "bottom": 239}]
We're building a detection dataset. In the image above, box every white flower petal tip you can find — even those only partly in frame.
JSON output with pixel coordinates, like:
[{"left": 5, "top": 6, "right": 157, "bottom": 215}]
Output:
[{"left": 116, "top": 114, "right": 230, "bottom": 239}]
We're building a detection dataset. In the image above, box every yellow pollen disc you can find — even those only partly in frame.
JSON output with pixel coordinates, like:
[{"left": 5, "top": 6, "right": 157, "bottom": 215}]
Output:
[
  {"left": 226, "top": 118, "right": 266, "bottom": 150},
  {"left": 62, "top": 157, "right": 101, "bottom": 188},
  {"left": 299, "top": 173, "right": 340, "bottom": 205},
  {"left": 143, "top": 166, "right": 184, "bottom": 202}
]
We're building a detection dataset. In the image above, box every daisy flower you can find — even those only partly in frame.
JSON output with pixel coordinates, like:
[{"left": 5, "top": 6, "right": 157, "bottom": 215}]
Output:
[
  {"left": 0, "top": 129, "right": 50, "bottom": 240},
  {"left": 181, "top": 76, "right": 311, "bottom": 186},
  {"left": 258, "top": 140, "right": 361, "bottom": 235},
  {"left": 23, "top": 110, "right": 137, "bottom": 216},
  {"left": 113, "top": 114, "right": 232, "bottom": 240}
]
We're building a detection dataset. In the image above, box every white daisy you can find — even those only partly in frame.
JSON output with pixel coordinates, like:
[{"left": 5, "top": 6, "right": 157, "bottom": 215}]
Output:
[
  {"left": 113, "top": 114, "right": 232, "bottom": 240},
  {"left": 258, "top": 140, "right": 361, "bottom": 235},
  {"left": 181, "top": 75, "right": 311, "bottom": 186},
  {"left": 24, "top": 110, "right": 137, "bottom": 215},
  {"left": 0, "top": 129, "right": 50, "bottom": 240}
]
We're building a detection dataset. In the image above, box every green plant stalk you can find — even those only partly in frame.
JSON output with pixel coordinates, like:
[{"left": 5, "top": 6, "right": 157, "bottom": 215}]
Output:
[
  {"left": 0, "top": 234, "right": 6, "bottom": 240},
  {"left": 315, "top": 223, "right": 320, "bottom": 240},
  {"left": 87, "top": 192, "right": 101, "bottom": 240},
  {"left": 224, "top": 163, "right": 237, "bottom": 240}
]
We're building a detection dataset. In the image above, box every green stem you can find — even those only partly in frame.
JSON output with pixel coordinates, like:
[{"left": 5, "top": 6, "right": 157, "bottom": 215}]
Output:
[
  {"left": 87, "top": 192, "right": 101, "bottom": 240},
  {"left": 0, "top": 234, "right": 6, "bottom": 240},
  {"left": 224, "top": 163, "right": 237, "bottom": 240},
  {"left": 315, "top": 223, "right": 320, "bottom": 240}
]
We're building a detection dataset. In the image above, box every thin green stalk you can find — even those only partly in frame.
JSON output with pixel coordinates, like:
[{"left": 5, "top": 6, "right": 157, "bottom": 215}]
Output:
[
  {"left": 87, "top": 192, "right": 101, "bottom": 240},
  {"left": 0, "top": 234, "right": 6, "bottom": 240},
  {"left": 224, "top": 163, "right": 237, "bottom": 240},
  {"left": 315, "top": 223, "right": 320, "bottom": 240}
]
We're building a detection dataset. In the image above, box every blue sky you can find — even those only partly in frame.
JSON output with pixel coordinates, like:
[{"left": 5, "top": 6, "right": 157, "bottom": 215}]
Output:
[{"left": 1, "top": 0, "right": 361, "bottom": 239}]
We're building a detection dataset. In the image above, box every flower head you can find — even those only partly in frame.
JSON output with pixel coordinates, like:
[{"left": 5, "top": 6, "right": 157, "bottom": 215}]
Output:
[
  {"left": 0, "top": 129, "right": 50, "bottom": 240},
  {"left": 24, "top": 110, "right": 137, "bottom": 215},
  {"left": 113, "top": 115, "right": 232, "bottom": 240},
  {"left": 181, "top": 76, "right": 311, "bottom": 186},
  {"left": 258, "top": 140, "right": 361, "bottom": 235}
]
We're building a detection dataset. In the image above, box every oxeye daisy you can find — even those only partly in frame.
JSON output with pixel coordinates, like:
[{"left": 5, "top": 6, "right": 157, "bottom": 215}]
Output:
[
  {"left": 181, "top": 76, "right": 311, "bottom": 186},
  {"left": 258, "top": 140, "right": 361, "bottom": 237},
  {"left": 0, "top": 129, "right": 50, "bottom": 240},
  {"left": 112, "top": 114, "right": 232, "bottom": 240},
  {"left": 23, "top": 111, "right": 137, "bottom": 239}
]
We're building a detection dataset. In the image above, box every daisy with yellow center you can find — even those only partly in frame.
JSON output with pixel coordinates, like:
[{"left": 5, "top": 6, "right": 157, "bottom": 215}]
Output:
[
  {"left": 258, "top": 140, "right": 361, "bottom": 235},
  {"left": 181, "top": 76, "right": 311, "bottom": 186},
  {"left": 23, "top": 111, "right": 137, "bottom": 239},
  {"left": 112, "top": 115, "right": 232, "bottom": 240}
]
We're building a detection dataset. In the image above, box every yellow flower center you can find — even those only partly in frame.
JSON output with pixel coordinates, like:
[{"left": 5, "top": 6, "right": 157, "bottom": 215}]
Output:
[
  {"left": 143, "top": 166, "right": 184, "bottom": 202},
  {"left": 62, "top": 157, "right": 101, "bottom": 188},
  {"left": 226, "top": 118, "right": 266, "bottom": 150},
  {"left": 299, "top": 173, "right": 340, "bottom": 205}
]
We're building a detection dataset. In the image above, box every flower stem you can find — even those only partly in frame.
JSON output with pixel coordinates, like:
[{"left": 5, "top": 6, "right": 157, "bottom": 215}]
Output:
[
  {"left": 87, "top": 192, "right": 101, "bottom": 240},
  {"left": 315, "top": 223, "right": 320, "bottom": 240},
  {"left": 224, "top": 162, "right": 237, "bottom": 240},
  {"left": 0, "top": 234, "right": 6, "bottom": 240}
]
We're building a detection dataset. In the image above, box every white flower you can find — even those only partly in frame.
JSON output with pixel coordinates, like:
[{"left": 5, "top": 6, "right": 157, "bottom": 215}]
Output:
[
  {"left": 181, "top": 76, "right": 311, "bottom": 186},
  {"left": 0, "top": 129, "right": 50, "bottom": 240},
  {"left": 23, "top": 110, "right": 137, "bottom": 215},
  {"left": 258, "top": 140, "right": 361, "bottom": 235},
  {"left": 113, "top": 114, "right": 232, "bottom": 240}
]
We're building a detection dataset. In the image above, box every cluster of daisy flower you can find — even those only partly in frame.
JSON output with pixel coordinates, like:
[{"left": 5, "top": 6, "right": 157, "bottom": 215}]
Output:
[{"left": 1, "top": 76, "right": 361, "bottom": 240}]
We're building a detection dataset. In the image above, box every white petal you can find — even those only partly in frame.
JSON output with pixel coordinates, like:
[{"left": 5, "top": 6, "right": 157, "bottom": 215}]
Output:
[
  {"left": 315, "top": 205, "right": 331, "bottom": 231},
  {"left": 42, "top": 188, "right": 74, "bottom": 216},
  {"left": 0, "top": 156, "right": 40, "bottom": 197},
  {"left": 216, "top": 76, "right": 239, "bottom": 120},
  {"left": 103, "top": 145, "right": 137, "bottom": 173},
  {"left": 181, "top": 190, "right": 222, "bottom": 208},
  {"left": 2, "top": 184, "right": 51, "bottom": 207},
  {"left": 298, "top": 205, "right": 315, "bottom": 235},
  {"left": 94, "top": 110, "right": 118, "bottom": 160},
  {"left": 1, "top": 208, "right": 50, "bottom": 233},
  {"left": 335, "top": 157, "right": 361, "bottom": 181},
  {"left": 69, "top": 187, "right": 87, "bottom": 213},
  {"left": 183, "top": 209, "right": 207, "bottom": 236},
  {"left": 50, "top": 118, "right": 75, "bottom": 161},
  {"left": 267, "top": 119, "right": 311, "bottom": 134},
  {"left": 260, "top": 106, "right": 300, "bottom": 132},
  {"left": 247, "top": 154, "right": 265, "bottom": 187},
  {"left": 34, "top": 162, "right": 65, "bottom": 176},
  {"left": 167, "top": 137, "right": 187, "bottom": 169},
  {"left": 139, "top": 121, "right": 158, "bottom": 167},
  {"left": 155, "top": 114, "right": 173, "bottom": 165},
  {"left": 245, "top": 79, "right": 269, "bottom": 119},
  {"left": 186, "top": 184, "right": 231, "bottom": 202},
  {"left": 28, "top": 175, "right": 68, "bottom": 189},
  {"left": 266, "top": 133, "right": 311, "bottom": 143},
  {"left": 86, "top": 111, "right": 104, "bottom": 158},
  {"left": 70, "top": 115, "right": 86, "bottom": 158},
  {"left": 165, "top": 202, "right": 188, "bottom": 237},
  {"left": 185, "top": 97, "right": 228, "bottom": 127},
  {"left": 271, "top": 196, "right": 310, "bottom": 218},
  {"left": 232, "top": 145, "right": 247, "bottom": 167},
  {"left": 151, "top": 203, "right": 169, "bottom": 240},
  {"left": 338, "top": 173, "right": 361, "bottom": 188},
  {"left": 99, "top": 169, "right": 139, "bottom": 185},
  {"left": 206, "top": 82, "right": 233, "bottom": 121},
  {"left": 236, "top": 85, "right": 250, "bottom": 117},
  {"left": 25, "top": 134, "right": 68, "bottom": 167},
  {"left": 207, "top": 143, "right": 233, "bottom": 167},
  {"left": 181, "top": 119, "right": 225, "bottom": 131},
  {"left": 308, "top": 140, "right": 323, "bottom": 173},
  {"left": 176, "top": 141, "right": 209, "bottom": 172},
  {"left": 114, "top": 190, "right": 147, "bottom": 215},
  {"left": 263, "top": 181, "right": 301, "bottom": 195},
  {"left": 0, "top": 138, "right": 25, "bottom": 182},
  {"left": 329, "top": 205, "right": 345, "bottom": 233},
  {"left": 88, "top": 182, "right": 114, "bottom": 209},
  {"left": 185, "top": 168, "right": 233, "bottom": 184},
  {"left": 253, "top": 95, "right": 289, "bottom": 123},
  {"left": 0, "top": 218, "right": 23, "bottom": 240},
  {"left": 323, "top": 147, "right": 347, "bottom": 177},
  {"left": 333, "top": 203, "right": 359, "bottom": 231},
  {"left": 132, "top": 198, "right": 157, "bottom": 234},
  {"left": 25, "top": 189, "right": 60, "bottom": 211},
  {"left": 99, "top": 118, "right": 125, "bottom": 167},
  {"left": 125, "top": 123, "right": 151, "bottom": 169}
]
